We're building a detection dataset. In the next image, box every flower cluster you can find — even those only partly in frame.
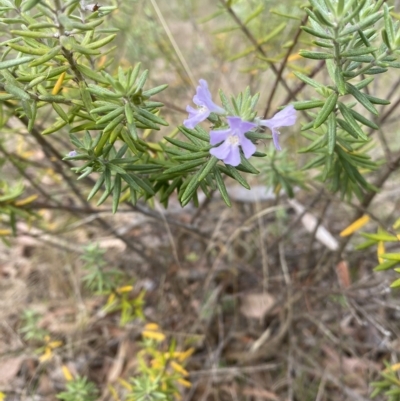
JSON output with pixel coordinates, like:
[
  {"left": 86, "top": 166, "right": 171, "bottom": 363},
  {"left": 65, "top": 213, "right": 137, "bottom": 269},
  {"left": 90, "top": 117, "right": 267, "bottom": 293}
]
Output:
[{"left": 183, "top": 79, "right": 297, "bottom": 166}]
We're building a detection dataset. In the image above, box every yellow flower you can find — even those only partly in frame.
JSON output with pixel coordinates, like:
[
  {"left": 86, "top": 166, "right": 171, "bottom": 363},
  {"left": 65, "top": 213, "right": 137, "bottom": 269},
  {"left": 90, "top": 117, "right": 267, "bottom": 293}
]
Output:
[
  {"left": 340, "top": 215, "right": 370, "bottom": 237},
  {"left": 39, "top": 347, "right": 53, "bottom": 362},
  {"left": 377, "top": 241, "right": 385, "bottom": 264},
  {"left": 117, "top": 285, "right": 133, "bottom": 293},
  {"left": 144, "top": 323, "right": 160, "bottom": 331},
  {"left": 170, "top": 361, "right": 189, "bottom": 376},
  {"left": 176, "top": 348, "right": 195, "bottom": 362},
  {"left": 142, "top": 331, "right": 166, "bottom": 341},
  {"left": 177, "top": 378, "right": 191, "bottom": 388},
  {"left": 62, "top": 365, "right": 73, "bottom": 381}
]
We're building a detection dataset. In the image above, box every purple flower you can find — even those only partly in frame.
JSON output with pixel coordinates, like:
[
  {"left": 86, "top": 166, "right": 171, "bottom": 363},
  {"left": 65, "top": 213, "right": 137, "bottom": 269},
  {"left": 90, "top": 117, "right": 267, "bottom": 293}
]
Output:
[
  {"left": 258, "top": 105, "right": 297, "bottom": 151},
  {"left": 68, "top": 150, "right": 78, "bottom": 157},
  {"left": 209, "top": 116, "right": 256, "bottom": 166},
  {"left": 183, "top": 79, "right": 225, "bottom": 129}
]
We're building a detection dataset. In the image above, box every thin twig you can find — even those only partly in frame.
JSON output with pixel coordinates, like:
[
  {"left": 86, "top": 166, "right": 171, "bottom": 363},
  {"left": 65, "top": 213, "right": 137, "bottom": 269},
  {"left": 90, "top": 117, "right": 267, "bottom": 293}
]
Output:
[
  {"left": 263, "top": 14, "right": 308, "bottom": 118},
  {"left": 219, "top": 0, "right": 297, "bottom": 100}
]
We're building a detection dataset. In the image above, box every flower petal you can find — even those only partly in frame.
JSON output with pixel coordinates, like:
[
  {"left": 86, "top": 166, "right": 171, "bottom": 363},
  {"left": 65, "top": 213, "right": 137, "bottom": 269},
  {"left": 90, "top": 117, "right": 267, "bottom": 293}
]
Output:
[
  {"left": 272, "top": 129, "right": 282, "bottom": 151},
  {"left": 194, "top": 79, "right": 225, "bottom": 114},
  {"left": 261, "top": 105, "right": 297, "bottom": 129},
  {"left": 240, "top": 137, "right": 257, "bottom": 159},
  {"left": 223, "top": 145, "right": 241, "bottom": 166},
  {"left": 183, "top": 106, "right": 210, "bottom": 129},
  {"left": 227, "top": 116, "right": 256, "bottom": 135},
  {"left": 210, "top": 140, "right": 232, "bottom": 160},
  {"left": 209, "top": 128, "right": 231, "bottom": 145}
]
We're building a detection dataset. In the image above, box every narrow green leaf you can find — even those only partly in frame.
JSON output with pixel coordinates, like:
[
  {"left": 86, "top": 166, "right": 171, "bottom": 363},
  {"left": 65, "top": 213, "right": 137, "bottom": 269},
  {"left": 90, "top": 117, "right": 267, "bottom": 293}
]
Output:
[
  {"left": 130, "top": 175, "right": 155, "bottom": 195},
  {"left": 86, "top": 34, "right": 117, "bottom": 49},
  {"left": 28, "top": 45, "right": 61, "bottom": 67},
  {"left": 341, "top": 47, "right": 377, "bottom": 57},
  {"left": 0, "top": 56, "right": 34, "bottom": 70},
  {"left": 338, "top": 102, "right": 368, "bottom": 140},
  {"left": 136, "top": 108, "right": 168, "bottom": 126},
  {"left": 4, "top": 83, "right": 30, "bottom": 100},
  {"left": 52, "top": 103, "right": 69, "bottom": 122},
  {"left": 349, "top": 108, "right": 378, "bottom": 129},
  {"left": 299, "top": 50, "right": 333, "bottom": 60},
  {"left": 298, "top": 134, "right": 327, "bottom": 153},
  {"left": 293, "top": 72, "right": 323, "bottom": 89},
  {"left": 69, "top": 41, "right": 100, "bottom": 55},
  {"left": 213, "top": 167, "right": 231, "bottom": 207},
  {"left": 87, "top": 84, "right": 119, "bottom": 98},
  {"left": 173, "top": 151, "right": 209, "bottom": 161},
  {"left": 335, "top": 68, "right": 346, "bottom": 96},
  {"left": 10, "top": 29, "right": 54, "bottom": 38},
  {"left": 374, "top": 260, "right": 398, "bottom": 271},
  {"left": 76, "top": 64, "right": 109, "bottom": 85},
  {"left": 327, "top": 113, "right": 336, "bottom": 155},
  {"left": 301, "top": 25, "right": 334, "bottom": 40},
  {"left": 364, "top": 94, "right": 390, "bottom": 105},
  {"left": 8, "top": 43, "right": 49, "bottom": 55},
  {"left": 341, "top": 12, "right": 383, "bottom": 36},
  {"left": 163, "top": 159, "right": 204, "bottom": 174},
  {"left": 87, "top": 174, "right": 105, "bottom": 201},
  {"left": 354, "top": 77, "right": 374, "bottom": 90},
  {"left": 133, "top": 69, "right": 149, "bottom": 94},
  {"left": 96, "top": 107, "right": 124, "bottom": 125},
  {"left": 384, "top": 4, "right": 395, "bottom": 47},
  {"left": 293, "top": 100, "right": 324, "bottom": 110},
  {"left": 313, "top": 92, "right": 338, "bottom": 128},
  {"left": 238, "top": 154, "right": 259, "bottom": 174},
  {"left": 390, "top": 278, "right": 400, "bottom": 288},
  {"left": 180, "top": 169, "right": 203, "bottom": 205},
  {"left": 124, "top": 102, "right": 134, "bottom": 124},
  {"left": 164, "top": 137, "right": 199, "bottom": 152},
  {"left": 222, "top": 165, "right": 250, "bottom": 189},
  {"left": 346, "top": 83, "right": 378, "bottom": 115},
  {"left": 380, "top": 253, "right": 400, "bottom": 261},
  {"left": 198, "top": 156, "right": 218, "bottom": 182},
  {"left": 361, "top": 233, "right": 400, "bottom": 242},
  {"left": 142, "top": 84, "right": 168, "bottom": 97}
]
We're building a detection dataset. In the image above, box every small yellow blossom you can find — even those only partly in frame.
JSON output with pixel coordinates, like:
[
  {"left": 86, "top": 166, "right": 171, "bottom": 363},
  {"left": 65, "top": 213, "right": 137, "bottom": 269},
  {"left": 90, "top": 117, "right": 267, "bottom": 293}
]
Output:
[
  {"left": 144, "top": 323, "right": 160, "bottom": 331},
  {"left": 340, "top": 215, "right": 370, "bottom": 237},
  {"left": 385, "top": 363, "right": 400, "bottom": 373},
  {"left": 377, "top": 241, "right": 385, "bottom": 264},
  {"left": 117, "top": 285, "right": 133, "bottom": 293},
  {"left": 39, "top": 347, "right": 53, "bottom": 362},
  {"left": 14, "top": 194, "right": 38, "bottom": 206},
  {"left": 142, "top": 331, "right": 166, "bottom": 341},
  {"left": 176, "top": 348, "right": 195, "bottom": 362},
  {"left": 170, "top": 361, "right": 189, "bottom": 376},
  {"left": 52, "top": 72, "right": 66, "bottom": 95},
  {"left": 117, "top": 378, "right": 132, "bottom": 390},
  {"left": 62, "top": 365, "right": 73, "bottom": 381},
  {"left": 177, "top": 378, "right": 192, "bottom": 388}
]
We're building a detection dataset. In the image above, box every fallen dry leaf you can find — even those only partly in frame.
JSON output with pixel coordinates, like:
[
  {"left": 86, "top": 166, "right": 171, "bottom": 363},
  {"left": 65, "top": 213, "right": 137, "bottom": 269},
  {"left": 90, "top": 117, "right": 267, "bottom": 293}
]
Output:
[
  {"left": 0, "top": 357, "right": 24, "bottom": 385},
  {"left": 336, "top": 260, "right": 351, "bottom": 288},
  {"left": 240, "top": 293, "right": 275, "bottom": 320}
]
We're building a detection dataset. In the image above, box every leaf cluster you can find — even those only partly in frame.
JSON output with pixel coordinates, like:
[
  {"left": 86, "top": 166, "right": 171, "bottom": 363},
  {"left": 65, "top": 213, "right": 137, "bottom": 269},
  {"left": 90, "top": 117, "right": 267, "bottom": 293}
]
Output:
[{"left": 295, "top": 0, "right": 400, "bottom": 200}]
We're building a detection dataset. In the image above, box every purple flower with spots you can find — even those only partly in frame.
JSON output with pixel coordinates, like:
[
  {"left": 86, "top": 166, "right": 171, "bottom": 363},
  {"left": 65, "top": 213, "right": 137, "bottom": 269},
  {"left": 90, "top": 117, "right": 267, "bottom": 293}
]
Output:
[
  {"left": 209, "top": 116, "right": 256, "bottom": 167},
  {"left": 183, "top": 79, "right": 225, "bottom": 129},
  {"left": 258, "top": 105, "right": 297, "bottom": 151}
]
